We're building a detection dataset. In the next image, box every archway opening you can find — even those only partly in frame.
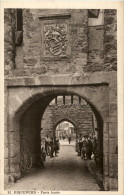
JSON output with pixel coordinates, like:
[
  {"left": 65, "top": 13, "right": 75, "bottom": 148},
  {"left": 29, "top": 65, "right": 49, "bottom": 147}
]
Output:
[
  {"left": 12, "top": 89, "right": 104, "bottom": 181},
  {"left": 40, "top": 94, "right": 102, "bottom": 173},
  {"left": 56, "top": 120, "right": 76, "bottom": 141}
]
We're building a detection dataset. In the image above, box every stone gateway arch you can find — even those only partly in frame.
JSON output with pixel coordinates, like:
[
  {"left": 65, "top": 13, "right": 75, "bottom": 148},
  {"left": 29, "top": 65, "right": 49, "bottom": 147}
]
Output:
[{"left": 4, "top": 9, "right": 117, "bottom": 190}]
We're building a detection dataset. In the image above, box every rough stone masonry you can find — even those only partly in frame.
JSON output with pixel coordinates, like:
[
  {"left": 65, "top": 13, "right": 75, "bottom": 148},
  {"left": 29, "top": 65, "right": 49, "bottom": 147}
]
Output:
[
  {"left": 4, "top": 9, "right": 117, "bottom": 190},
  {"left": 41, "top": 95, "right": 94, "bottom": 137}
]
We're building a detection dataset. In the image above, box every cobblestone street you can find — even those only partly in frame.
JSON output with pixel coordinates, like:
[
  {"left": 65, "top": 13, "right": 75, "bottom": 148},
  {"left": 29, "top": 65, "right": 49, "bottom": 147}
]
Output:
[{"left": 6, "top": 140, "right": 100, "bottom": 191}]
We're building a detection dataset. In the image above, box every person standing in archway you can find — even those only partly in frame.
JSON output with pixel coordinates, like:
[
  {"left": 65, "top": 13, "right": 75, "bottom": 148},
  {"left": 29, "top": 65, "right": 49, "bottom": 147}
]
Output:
[
  {"left": 49, "top": 137, "right": 54, "bottom": 158},
  {"left": 87, "top": 137, "right": 93, "bottom": 160},
  {"left": 79, "top": 135, "right": 83, "bottom": 156},
  {"left": 81, "top": 136, "right": 87, "bottom": 159},
  {"left": 53, "top": 136, "right": 59, "bottom": 157},
  {"left": 40, "top": 139, "right": 46, "bottom": 168},
  {"left": 45, "top": 135, "right": 50, "bottom": 156},
  {"left": 68, "top": 135, "right": 71, "bottom": 144}
]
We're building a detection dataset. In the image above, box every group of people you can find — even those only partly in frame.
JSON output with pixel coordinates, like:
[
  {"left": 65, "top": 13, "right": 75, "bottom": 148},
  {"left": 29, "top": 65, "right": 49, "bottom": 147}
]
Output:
[
  {"left": 40, "top": 135, "right": 60, "bottom": 168},
  {"left": 76, "top": 135, "right": 98, "bottom": 160},
  {"left": 44, "top": 135, "right": 60, "bottom": 158}
]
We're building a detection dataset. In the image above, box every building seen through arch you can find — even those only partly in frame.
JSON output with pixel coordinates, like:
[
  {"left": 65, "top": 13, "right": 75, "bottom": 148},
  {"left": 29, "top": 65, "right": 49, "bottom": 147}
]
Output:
[{"left": 56, "top": 121, "right": 76, "bottom": 139}]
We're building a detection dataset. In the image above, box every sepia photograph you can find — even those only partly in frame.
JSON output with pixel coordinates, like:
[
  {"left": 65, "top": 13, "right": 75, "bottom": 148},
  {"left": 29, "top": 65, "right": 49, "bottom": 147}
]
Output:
[{"left": 0, "top": 1, "right": 124, "bottom": 194}]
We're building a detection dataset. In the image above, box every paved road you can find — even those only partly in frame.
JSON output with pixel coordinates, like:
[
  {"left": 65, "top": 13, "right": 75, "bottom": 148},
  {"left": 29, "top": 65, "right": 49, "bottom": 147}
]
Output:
[{"left": 7, "top": 141, "right": 100, "bottom": 191}]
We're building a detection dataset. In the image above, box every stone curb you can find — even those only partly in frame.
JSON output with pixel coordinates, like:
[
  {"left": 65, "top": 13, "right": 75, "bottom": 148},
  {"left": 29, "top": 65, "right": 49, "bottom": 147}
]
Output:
[{"left": 84, "top": 160, "right": 104, "bottom": 191}]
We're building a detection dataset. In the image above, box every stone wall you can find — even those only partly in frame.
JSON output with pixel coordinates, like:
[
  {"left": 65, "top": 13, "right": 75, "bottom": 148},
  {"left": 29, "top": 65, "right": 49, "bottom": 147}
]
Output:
[
  {"left": 85, "top": 9, "right": 117, "bottom": 73},
  {"left": 4, "top": 9, "right": 16, "bottom": 74},
  {"left": 5, "top": 9, "right": 88, "bottom": 76},
  {"left": 41, "top": 96, "right": 93, "bottom": 137},
  {"left": 4, "top": 9, "right": 117, "bottom": 77},
  {"left": 41, "top": 105, "right": 53, "bottom": 137},
  {"left": 23, "top": 9, "right": 88, "bottom": 75},
  {"left": 104, "top": 10, "right": 117, "bottom": 71},
  {"left": 86, "top": 26, "right": 104, "bottom": 72}
]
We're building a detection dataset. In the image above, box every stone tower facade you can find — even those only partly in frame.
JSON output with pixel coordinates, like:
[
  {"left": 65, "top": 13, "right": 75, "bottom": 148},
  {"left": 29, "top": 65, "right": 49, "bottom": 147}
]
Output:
[
  {"left": 41, "top": 95, "right": 94, "bottom": 137},
  {"left": 4, "top": 9, "right": 117, "bottom": 190}
]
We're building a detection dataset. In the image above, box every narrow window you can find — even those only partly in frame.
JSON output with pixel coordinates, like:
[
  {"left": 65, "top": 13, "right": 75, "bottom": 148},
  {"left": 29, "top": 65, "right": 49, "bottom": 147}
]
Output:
[{"left": 16, "top": 9, "right": 22, "bottom": 31}]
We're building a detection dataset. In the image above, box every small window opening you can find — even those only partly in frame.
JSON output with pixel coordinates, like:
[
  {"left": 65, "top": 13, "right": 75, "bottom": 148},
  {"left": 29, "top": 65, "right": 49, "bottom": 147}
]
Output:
[{"left": 16, "top": 9, "right": 22, "bottom": 31}]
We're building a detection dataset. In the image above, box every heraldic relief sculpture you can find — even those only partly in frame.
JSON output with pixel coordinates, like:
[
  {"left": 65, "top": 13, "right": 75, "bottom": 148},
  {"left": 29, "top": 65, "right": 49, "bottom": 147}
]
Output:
[{"left": 43, "top": 23, "right": 68, "bottom": 57}]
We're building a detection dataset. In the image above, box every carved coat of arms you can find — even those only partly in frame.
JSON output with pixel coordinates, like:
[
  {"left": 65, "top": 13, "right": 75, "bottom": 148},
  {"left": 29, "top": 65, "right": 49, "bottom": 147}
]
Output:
[{"left": 44, "top": 23, "right": 68, "bottom": 57}]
